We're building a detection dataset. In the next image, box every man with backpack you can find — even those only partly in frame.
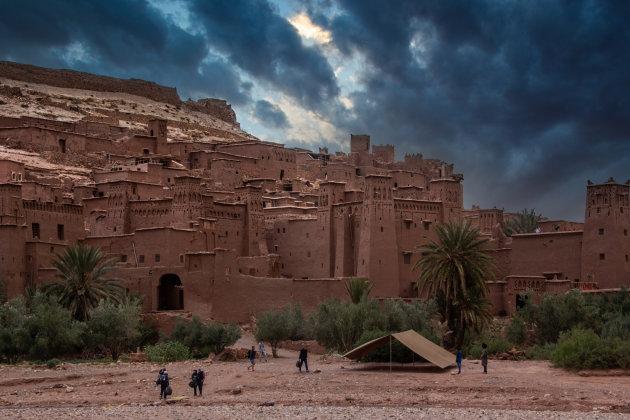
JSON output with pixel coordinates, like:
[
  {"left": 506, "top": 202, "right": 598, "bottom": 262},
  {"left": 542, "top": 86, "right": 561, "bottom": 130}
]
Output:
[{"left": 156, "top": 368, "right": 170, "bottom": 399}]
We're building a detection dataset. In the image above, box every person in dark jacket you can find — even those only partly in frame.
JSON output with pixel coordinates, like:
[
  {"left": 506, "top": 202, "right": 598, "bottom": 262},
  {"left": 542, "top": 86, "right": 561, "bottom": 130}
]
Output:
[
  {"left": 196, "top": 368, "right": 205, "bottom": 396},
  {"left": 247, "top": 346, "right": 256, "bottom": 371},
  {"left": 298, "top": 345, "right": 309, "bottom": 372},
  {"left": 157, "top": 368, "right": 169, "bottom": 399},
  {"left": 481, "top": 343, "right": 488, "bottom": 374},
  {"left": 191, "top": 369, "right": 199, "bottom": 396}
]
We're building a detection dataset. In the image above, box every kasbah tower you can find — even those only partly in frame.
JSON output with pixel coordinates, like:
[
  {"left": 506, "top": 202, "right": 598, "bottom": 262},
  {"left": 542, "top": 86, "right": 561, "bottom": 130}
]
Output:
[{"left": 0, "top": 62, "right": 628, "bottom": 327}]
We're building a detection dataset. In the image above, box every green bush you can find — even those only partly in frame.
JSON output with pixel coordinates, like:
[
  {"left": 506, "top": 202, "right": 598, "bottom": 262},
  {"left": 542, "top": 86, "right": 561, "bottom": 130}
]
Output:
[
  {"left": 167, "top": 317, "right": 240, "bottom": 358},
  {"left": 525, "top": 343, "right": 556, "bottom": 360},
  {"left": 46, "top": 358, "right": 61, "bottom": 368},
  {"left": 84, "top": 298, "right": 142, "bottom": 360},
  {"left": 550, "top": 328, "right": 630, "bottom": 370},
  {"left": 145, "top": 341, "right": 190, "bottom": 362},
  {"left": 468, "top": 337, "right": 513, "bottom": 359},
  {"left": 506, "top": 316, "right": 527, "bottom": 345},
  {"left": 310, "top": 298, "right": 440, "bottom": 353}
]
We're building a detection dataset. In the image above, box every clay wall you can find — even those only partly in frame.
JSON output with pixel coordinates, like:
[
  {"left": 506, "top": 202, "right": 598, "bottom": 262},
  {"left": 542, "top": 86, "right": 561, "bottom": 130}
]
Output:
[
  {"left": 20, "top": 182, "right": 55, "bottom": 203},
  {"left": 0, "top": 159, "right": 24, "bottom": 182},
  {"left": 394, "top": 199, "right": 442, "bottom": 296},
  {"left": 0, "top": 127, "right": 87, "bottom": 153},
  {"left": 372, "top": 144, "right": 395, "bottom": 163},
  {"left": 267, "top": 218, "right": 319, "bottom": 278},
  {"left": 22, "top": 201, "right": 84, "bottom": 244},
  {"left": 0, "top": 61, "right": 181, "bottom": 105},
  {"left": 350, "top": 134, "right": 370, "bottom": 153},
  {"left": 581, "top": 180, "right": 630, "bottom": 289},
  {"left": 128, "top": 199, "right": 172, "bottom": 230},
  {"left": 539, "top": 220, "right": 584, "bottom": 233},
  {"left": 510, "top": 231, "right": 582, "bottom": 282},
  {"left": 0, "top": 225, "right": 26, "bottom": 298},
  {"left": 390, "top": 170, "right": 426, "bottom": 190},
  {"left": 236, "top": 255, "right": 279, "bottom": 277}
]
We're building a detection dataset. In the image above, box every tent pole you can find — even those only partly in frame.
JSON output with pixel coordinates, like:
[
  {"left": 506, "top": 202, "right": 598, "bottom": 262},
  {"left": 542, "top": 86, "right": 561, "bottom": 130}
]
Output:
[{"left": 389, "top": 335, "right": 392, "bottom": 373}]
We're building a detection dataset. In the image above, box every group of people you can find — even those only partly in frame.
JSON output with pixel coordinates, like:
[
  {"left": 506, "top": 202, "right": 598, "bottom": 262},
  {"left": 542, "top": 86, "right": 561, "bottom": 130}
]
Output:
[
  {"left": 455, "top": 343, "right": 488, "bottom": 374},
  {"left": 154, "top": 367, "right": 205, "bottom": 399}
]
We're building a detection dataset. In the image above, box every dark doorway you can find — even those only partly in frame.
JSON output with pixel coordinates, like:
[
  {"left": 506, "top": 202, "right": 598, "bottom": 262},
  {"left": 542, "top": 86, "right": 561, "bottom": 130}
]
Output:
[
  {"left": 516, "top": 293, "right": 528, "bottom": 310},
  {"left": 158, "top": 274, "right": 183, "bottom": 310},
  {"left": 59, "top": 139, "right": 66, "bottom": 153},
  {"left": 280, "top": 169, "right": 284, "bottom": 180}
]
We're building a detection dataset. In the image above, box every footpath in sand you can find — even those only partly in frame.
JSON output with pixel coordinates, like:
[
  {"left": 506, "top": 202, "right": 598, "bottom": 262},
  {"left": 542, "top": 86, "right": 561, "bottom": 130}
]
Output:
[{"left": 0, "top": 345, "right": 629, "bottom": 419}]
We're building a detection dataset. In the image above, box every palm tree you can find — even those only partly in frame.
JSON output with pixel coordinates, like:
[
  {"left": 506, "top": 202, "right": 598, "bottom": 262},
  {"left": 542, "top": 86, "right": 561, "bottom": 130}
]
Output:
[
  {"left": 42, "top": 245, "right": 125, "bottom": 321},
  {"left": 344, "top": 277, "right": 373, "bottom": 304},
  {"left": 503, "top": 208, "right": 542, "bottom": 236},
  {"left": 453, "top": 291, "right": 494, "bottom": 348},
  {"left": 413, "top": 220, "right": 494, "bottom": 348}
]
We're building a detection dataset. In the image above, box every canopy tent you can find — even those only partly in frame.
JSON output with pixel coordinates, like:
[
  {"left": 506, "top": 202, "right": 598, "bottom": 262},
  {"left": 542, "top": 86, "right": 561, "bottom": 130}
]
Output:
[{"left": 343, "top": 329, "right": 455, "bottom": 369}]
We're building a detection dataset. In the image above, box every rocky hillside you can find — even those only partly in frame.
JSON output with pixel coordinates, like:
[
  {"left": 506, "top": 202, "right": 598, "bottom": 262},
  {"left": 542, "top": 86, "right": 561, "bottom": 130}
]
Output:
[{"left": 0, "top": 61, "right": 257, "bottom": 143}]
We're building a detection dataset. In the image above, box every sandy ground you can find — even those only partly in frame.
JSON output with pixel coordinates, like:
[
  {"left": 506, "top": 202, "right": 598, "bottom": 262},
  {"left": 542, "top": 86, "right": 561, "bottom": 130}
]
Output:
[{"left": 0, "top": 344, "right": 629, "bottom": 419}]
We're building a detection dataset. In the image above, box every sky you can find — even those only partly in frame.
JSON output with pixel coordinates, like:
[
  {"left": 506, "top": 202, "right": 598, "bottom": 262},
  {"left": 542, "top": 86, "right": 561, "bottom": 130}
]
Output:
[{"left": 1, "top": 0, "right": 629, "bottom": 221}]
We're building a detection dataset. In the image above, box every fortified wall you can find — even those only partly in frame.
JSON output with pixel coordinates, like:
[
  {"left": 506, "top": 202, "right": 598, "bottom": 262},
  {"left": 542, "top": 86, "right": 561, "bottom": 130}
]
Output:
[{"left": 0, "top": 73, "right": 628, "bottom": 323}]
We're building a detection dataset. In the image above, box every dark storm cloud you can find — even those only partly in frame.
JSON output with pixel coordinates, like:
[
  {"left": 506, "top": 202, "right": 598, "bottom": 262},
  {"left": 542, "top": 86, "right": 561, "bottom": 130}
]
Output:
[
  {"left": 0, "top": 0, "right": 251, "bottom": 105},
  {"left": 316, "top": 0, "right": 630, "bottom": 220},
  {"left": 253, "top": 100, "right": 290, "bottom": 129},
  {"left": 189, "top": 0, "right": 339, "bottom": 110}
]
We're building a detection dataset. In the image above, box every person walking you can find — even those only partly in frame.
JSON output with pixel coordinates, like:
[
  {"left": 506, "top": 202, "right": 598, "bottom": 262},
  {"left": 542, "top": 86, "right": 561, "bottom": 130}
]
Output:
[
  {"left": 298, "top": 344, "right": 309, "bottom": 372},
  {"left": 481, "top": 343, "right": 488, "bottom": 374},
  {"left": 258, "top": 341, "right": 268, "bottom": 362},
  {"left": 190, "top": 369, "right": 199, "bottom": 396},
  {"left": 157, "top": 368, "right": 169, "bottom": 399},
  {"left": 247, "top": 346, "right": 256, "bottom": 371},
  {"left": 456, "top": 348, "right": 463, "bottom": 374}
]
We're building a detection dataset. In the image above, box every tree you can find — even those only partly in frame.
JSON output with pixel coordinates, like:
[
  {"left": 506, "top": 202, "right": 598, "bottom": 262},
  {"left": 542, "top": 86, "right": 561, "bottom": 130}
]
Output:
[
  {"left": 43, "top": 245, "right": 125, "bottom": 321},
  {"left": 254, "top": 309, "right": 290, "bottom": 358},
  {"left": 413, "top": 220, "right": 495, "bottom": 348},
  {"left": 503, "top": 208, "right": 542, "bottom": 236},
  {"left": 85, "top": 297, "right": 143, "bottom": 360},
  {"left": 345, "top": 277, "right": 373, "bottom": 304}
]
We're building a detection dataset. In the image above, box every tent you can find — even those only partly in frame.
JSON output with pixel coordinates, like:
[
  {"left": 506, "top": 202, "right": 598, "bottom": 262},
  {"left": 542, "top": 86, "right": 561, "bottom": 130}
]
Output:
[{"left": 343, "top": 329, "right": 455, "bottom": 369}]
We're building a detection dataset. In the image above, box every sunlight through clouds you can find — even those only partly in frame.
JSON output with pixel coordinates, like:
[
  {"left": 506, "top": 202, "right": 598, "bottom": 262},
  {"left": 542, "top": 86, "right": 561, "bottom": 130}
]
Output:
[{"left": 288, "top": 12, "right": 332, "bottom": 45}]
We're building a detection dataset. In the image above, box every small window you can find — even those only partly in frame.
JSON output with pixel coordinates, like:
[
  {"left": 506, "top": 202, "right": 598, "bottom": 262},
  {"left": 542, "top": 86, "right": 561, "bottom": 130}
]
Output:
[
  {"left": 274, "top": 245, "right": 278, "bottom": 252},
  {"left": 119, "top": 255, "right": 127, "bottom": 263},
  {"left": 306, "top": 232, "right": 309, "bottom": 238},
  {"left": 599, "top": 228, "right": 604, "bottom": 235},
  {"left": 307, "top": 251, "right": 311, "bottom": 258},
  {"left": 139, "top": 255, "right": 145, "bottom": 263},
  {"left": 277, "top": 228, "right": 280, "bottom": 233},
  {"left": 405, "top": 221, "right": 411, "bottom": 230},
  {"left": 180, "top": 255, "right": 184, "bottom": 263},
  {"left": 282, "top": 228, "right": 286, "bottom": 233},
  {"left": 380, "top": 226, "right": 383, "bottom": 232},
  {"left": 32, "top": 223, "right": 40, "bottom": 239},
  {"left": 404, "top": 254, "right": 411, "bottom": 264},
  {"left": 155, "top": 254, "right": 160, "bottom": 262},
  {"left": 626, "top": 255, "right": 629, "bottom": 262},
  {"left": 57, "top": 224, "right": 64, "bottom": 240},
  {"left": 600, "top": 253, "right": 605, "bottom": 260},
  {"left": 597, "top": 207, "right": 601, "bottom": 214}
]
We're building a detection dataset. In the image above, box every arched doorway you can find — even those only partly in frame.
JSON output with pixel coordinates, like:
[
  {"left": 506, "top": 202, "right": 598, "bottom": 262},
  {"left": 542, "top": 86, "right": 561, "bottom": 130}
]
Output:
[{"left": 158, "top": 274, "right": 183, "bottom": 310}]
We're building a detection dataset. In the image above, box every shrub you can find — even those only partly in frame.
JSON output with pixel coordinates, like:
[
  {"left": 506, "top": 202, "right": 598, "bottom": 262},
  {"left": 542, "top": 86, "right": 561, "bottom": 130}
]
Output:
[
  {"left": 21, "top": 293, "right": 84, "bottom": 360},
  {"left": 84, "top": 298, "right": 143, "bottom": 360},
  {"left": 468, "top": 337, "right": 513, "bottom": 359},
  {"left": 550, "top": 328, "right": 630, "bottom": 370},
  {"left": 167, "top": 317, "right": 240, "bottom": 358},
  {"left": 145, "top": 341, "right": 190, "bottom": 362},
  {"left": 46, "top": 358, "right": 61, "bottom": 368},
  {"left": 525, "top": 343, "right": 556, "bottom": 360},
  {"left": 506, "top": 316, "right": 527, "bottom": 345}
]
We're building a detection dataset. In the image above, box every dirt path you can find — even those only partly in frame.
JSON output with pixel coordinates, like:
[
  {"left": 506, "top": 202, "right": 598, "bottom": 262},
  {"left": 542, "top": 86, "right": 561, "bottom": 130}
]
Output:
[{"left": 0, "top": 346, "right": 628, "bottom": 418}]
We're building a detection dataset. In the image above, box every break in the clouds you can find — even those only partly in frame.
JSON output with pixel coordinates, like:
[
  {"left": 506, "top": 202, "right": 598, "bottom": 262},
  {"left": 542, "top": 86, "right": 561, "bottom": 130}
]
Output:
[
  {"left": 253, "top": 100, "right": 290, "bottom": 129},
  {"left": 1, "top": 0, "right": 629, "bottom": 221}
]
